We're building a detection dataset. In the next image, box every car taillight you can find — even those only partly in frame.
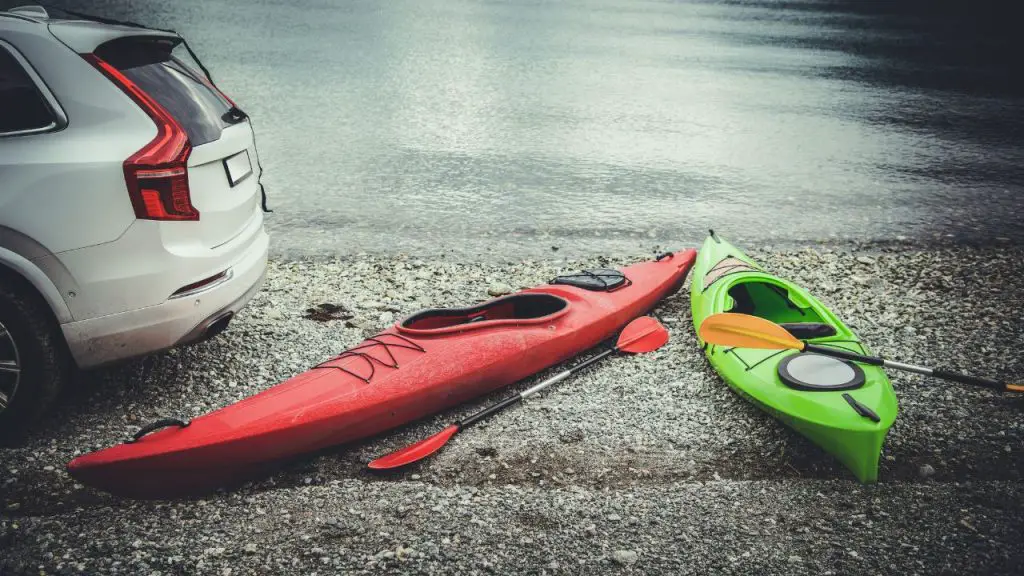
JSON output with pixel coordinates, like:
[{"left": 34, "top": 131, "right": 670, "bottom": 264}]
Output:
[{"left": 83, "top": 54, "right": 199, "bottom": 221}]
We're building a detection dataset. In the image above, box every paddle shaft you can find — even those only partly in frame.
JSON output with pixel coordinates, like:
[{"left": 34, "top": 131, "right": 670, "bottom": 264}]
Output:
[
  {"left": 458, "top": 348, "right": 616, "bottom": 429},
  {"left": 803, "top": 344, "right": 1009, "bottom": 391}
]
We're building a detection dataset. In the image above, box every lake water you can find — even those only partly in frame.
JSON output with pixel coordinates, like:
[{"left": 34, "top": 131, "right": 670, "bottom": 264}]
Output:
[{"left": 31, "top": 0, "right": 1024, "bottom": 257}]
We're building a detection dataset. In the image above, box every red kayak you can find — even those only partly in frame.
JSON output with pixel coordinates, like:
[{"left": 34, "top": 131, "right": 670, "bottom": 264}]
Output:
[{"left": 68, "top": 250, "right": 696, "bottom": 498}]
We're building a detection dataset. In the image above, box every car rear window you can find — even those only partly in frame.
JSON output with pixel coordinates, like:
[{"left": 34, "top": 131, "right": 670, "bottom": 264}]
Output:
[
  {"left": 95, "top": 37, "right": 232, "bottom": 146},
  {"left": 0, "top": 44, "right": 56, "bottom": 135}
]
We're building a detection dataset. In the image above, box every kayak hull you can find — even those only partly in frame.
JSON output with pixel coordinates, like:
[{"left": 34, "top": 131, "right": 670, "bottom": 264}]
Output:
[
  {"left": 690, "top": 234, "right": 897, "bottom": 483},
  {"left": 69, "top": 250, "right": 696, "bottom": 498}
]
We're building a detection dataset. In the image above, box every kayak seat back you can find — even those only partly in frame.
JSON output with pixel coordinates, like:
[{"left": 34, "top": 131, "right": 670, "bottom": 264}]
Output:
[
  {"left": 779, "top": 322, "right": 837, "bottom": 340},
  {"left": 400, "top": 293, "right": 568, "bottom": 332}
]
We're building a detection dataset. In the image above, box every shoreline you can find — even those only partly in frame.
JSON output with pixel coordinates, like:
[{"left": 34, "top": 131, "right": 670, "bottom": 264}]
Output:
[
  {"left": 2, "top": 244, "right": 1022, "bottom": 575},
  {"left": 267, "top": 238, "right": 1024, "bottom": 264}
]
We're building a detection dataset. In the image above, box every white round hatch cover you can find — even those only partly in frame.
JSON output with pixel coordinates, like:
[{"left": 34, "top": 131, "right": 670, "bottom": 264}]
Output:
[{"left": 778, "top": 352, "right": 865, "bottom": 391}]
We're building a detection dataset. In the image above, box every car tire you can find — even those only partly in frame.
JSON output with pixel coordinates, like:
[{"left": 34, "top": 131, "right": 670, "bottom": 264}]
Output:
[{"left": 0, "top": 278, "right": 71, "bottom": 443}]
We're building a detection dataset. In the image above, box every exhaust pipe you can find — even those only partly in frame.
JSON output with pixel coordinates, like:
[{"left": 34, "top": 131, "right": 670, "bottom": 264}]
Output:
[{"left": 201, "top": 312, "right": 233, "bottom": 341}]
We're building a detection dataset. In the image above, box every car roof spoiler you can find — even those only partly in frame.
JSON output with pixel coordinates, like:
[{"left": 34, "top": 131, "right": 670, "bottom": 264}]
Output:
[{"left": 42, "top": 6, "right": 181, "bottom": 54}]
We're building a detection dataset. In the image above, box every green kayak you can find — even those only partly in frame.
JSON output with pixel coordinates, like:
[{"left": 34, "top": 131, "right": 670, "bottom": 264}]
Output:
[{"left": 690, "top": 231, "right": 898, "bottom": 483}]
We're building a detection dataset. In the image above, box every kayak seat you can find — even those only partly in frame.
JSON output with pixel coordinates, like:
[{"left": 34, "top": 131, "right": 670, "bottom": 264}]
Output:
[
  {"left": 401, "top": 293, "right": 568, "bottom": 331},
  {"left": 779, "top": 323, "right": 837, "bottom": 340}
]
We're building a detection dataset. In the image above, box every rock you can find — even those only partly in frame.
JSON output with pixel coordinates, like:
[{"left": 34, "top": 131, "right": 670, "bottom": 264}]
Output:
[
  {"left": 788, "top": 555, "right": 802, "bottom": 564},
  {"left": 851, "top": 274, "right": 880, "bottom": 288},
  {"left": 265, "top": 308, "right": 284, "bottom": 320},
  {"left": 919, "top": 464, "right": 936, "bottom": 479},
  {"left": 378, "top": 311, "right": 395, "bottom": 325},
  {"left": 856, "top": 256, "right": 876, "bottom": 265},
  {"left": 607, "top": 513, "right": 622, "bottom": 522},
  {"left": 487, "top": 282, "right": 514, "bottom": 297},
  {"left": 558, "top": 428, "right": 584, "bottom": 444},
  {"left": 304, "top": 303, "right": 352, "bottom": 322},
  {"left": 611, "top": 550, "right": 638, "bottom": 566},
  {"left": 345, "top": 319, "right": 370, "bottom": 330}
]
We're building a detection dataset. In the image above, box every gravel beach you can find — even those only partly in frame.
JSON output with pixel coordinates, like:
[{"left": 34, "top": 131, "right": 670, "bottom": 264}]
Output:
[{"left": 2, "top": 244, "right": 1023, "bottom": 575}]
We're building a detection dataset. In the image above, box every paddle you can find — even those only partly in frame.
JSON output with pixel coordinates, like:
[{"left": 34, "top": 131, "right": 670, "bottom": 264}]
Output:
[
  {"left": 367, "top": 316, "right": 670, "bottom": 470},
  {"left": 699, "top": 313, "right": 1023, "bottom": 393}
]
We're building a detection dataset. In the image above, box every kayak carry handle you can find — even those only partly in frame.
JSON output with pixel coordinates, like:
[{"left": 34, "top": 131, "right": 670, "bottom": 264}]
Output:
[{"left": 126, "top": 418, "right": 190, "bottom": 444}]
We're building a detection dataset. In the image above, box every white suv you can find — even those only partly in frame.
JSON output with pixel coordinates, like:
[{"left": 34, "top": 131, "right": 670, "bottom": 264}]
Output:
[{"left": 0, "top": 6, "right": 269, "bottom": 437}]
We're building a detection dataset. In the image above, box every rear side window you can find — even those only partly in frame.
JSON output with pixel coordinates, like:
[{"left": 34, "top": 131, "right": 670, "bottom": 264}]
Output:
[
  {"left": 0, "top": 45, "right": 56, "bottom": 135},
  {"left": 95, "top": 37, "right": 232, "bottom": 146}
]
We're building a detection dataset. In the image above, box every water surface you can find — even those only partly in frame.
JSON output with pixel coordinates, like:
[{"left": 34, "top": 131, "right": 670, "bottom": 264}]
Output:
[{"left": 29, "top": 0, "right": 1024, "bottom": 257}]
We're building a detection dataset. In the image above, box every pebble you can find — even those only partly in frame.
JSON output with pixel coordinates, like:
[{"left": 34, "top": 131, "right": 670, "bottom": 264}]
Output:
[
  {"left": 611, "top": 550, "right": 639, "bottom": 566},
  {"left": 856, "top": 256, "right": 876, "bottom": 265},
  {"left": 851, "top": 274, "right": 880, "bottom": 287},
  {"left": 919, "top": 464, "right": 936, "bottom": 479},
  {"left": 487, "top": 282, "right": 514, "bottom": 297}
]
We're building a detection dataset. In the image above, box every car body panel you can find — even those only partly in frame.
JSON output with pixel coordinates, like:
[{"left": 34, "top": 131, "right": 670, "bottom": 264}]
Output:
[
  {"left": 186, "top": 122, "right": 264, "bottom": 249},
  {"left": 61, "top": 228, "right": 268, "bottom": 368}
]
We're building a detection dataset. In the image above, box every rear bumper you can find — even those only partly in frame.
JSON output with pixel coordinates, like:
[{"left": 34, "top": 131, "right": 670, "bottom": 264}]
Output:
[{"left": 61, "top": 228, "right": 268, "bottom": 368}]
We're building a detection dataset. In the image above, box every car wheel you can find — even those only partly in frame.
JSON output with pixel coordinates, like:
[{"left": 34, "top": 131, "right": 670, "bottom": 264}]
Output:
[{"left": 0, "top": 278, "right": 71, "bottom": 442}]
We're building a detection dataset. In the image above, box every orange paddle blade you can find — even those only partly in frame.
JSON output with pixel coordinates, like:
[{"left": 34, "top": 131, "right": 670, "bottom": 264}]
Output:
[
  {"left": 616, "top": 316, "right": 669, "bottom": 354},
  {"left": 368, "top": 424, "right": 459, "bottom": 470},
  {"left": 698, "top": 313, "right": 804, "bottom": 351}
]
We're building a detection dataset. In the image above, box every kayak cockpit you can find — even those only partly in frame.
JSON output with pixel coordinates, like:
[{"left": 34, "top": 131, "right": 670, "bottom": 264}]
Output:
[
  {"left": 726, "top": 279, "right": 838, "bottom": 339},
  {"left": 727, "top": 280, "right": 825, "bottom": 325},
  {"left": 397, "top": 293, "right": 569, "bottom": 335}
]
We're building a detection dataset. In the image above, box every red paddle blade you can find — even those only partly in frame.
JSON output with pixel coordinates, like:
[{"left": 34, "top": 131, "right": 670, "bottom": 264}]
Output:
[
  {"left": 367, "top": 424, "right": 460, "bottom": 470},
  {"left": 616, "top": 316, "right": 669, "bottom": 354}
]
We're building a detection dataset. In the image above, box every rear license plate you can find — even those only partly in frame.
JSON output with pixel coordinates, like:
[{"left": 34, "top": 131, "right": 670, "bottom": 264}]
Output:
[{"left": 223, "top": 150, "right": 253, "bottom": 187}]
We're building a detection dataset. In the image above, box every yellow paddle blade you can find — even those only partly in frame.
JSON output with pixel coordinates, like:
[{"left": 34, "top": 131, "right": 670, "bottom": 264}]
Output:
[{"left": 699, "top": 313, "right": 805, "bottom": 351}]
